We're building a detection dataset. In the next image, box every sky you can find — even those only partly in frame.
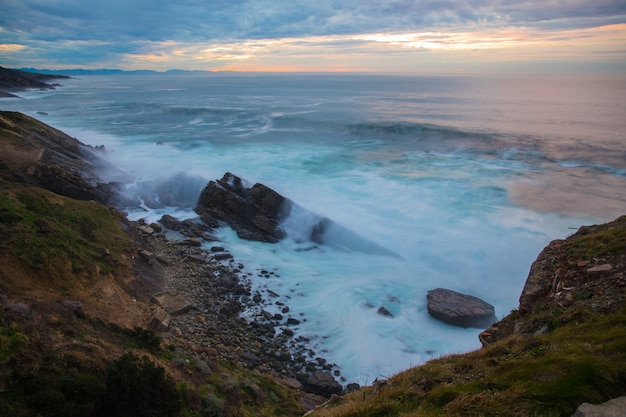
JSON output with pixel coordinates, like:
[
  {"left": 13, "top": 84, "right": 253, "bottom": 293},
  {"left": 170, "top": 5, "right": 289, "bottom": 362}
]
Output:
[{"left": 1, "top": 0, "right": 625, "bottom": 73}]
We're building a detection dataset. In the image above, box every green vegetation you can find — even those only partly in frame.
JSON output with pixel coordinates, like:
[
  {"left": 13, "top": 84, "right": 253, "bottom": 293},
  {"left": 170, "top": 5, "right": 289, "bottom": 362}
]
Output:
[
  {"left": 561, "top": 216, "right": 626, "bottom": 261},
  {"left": 309, "top": 307, "right": 626, "bottom": 417},
  {"left": 0, "top": 184, "right": 131, "bottom": 281}
]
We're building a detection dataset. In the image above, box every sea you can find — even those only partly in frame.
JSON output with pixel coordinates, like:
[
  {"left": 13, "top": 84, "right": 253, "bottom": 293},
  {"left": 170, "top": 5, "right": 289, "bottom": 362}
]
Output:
[{"left": 2, "top": 72, "right": 625, "bottom": 385}]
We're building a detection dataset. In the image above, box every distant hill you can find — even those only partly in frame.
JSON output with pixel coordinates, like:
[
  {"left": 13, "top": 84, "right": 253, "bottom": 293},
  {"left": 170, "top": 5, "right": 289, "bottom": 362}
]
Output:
[
  {"left": 17, "top": 68, "right": 211, "bottom": 76},
  {"left": 0, "top": 66, "right": 70, "bottom": 97}
]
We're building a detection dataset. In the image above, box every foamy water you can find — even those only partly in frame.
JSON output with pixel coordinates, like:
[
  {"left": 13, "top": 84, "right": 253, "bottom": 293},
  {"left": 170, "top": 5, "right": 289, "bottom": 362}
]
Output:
[{"left": 2, "top": 72, "right": 625, "bottom": 384}]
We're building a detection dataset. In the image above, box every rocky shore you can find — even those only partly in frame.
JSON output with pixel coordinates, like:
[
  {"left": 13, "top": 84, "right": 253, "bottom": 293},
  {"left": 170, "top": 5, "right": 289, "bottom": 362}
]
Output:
[{"left": 129, "top": 216, "right": 345, "bottom": 404}]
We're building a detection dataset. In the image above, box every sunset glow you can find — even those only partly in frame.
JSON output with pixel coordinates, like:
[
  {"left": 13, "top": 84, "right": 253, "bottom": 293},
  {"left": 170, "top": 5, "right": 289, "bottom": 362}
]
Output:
[{"left": 1, "top": 1, "right": 624, "bottom": 73}]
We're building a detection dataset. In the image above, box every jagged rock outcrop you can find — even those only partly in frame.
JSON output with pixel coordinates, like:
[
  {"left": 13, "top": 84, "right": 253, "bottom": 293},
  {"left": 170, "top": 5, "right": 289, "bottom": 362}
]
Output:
[
  {"left": 0, "top": 111, "right": 120, "bottom": 205},
  {"left": 196, "top": 172, "right": 400, "bottom": 256},
  {"left": 426, "top": 288, "right": 496, "bottom": 328},
  {"left": 196, "top": 172, "right": 287, "bottom": 242}
]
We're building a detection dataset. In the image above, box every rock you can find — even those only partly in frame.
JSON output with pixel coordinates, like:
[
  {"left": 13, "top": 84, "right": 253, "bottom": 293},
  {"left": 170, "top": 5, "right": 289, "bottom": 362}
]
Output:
[
  {"left": 151, "top": 292, "right": 193, "bottom": 316},
  {"left": 302, "top": 371, "right": 343, "bottom": 398},
  {"left": 159, "top": 214, "right": 182, "bottom": 230},
  {"left": 213, "top": 252, "right": 234, "bottom": 261},
  {"left": 588, "top": 264, "right": 613, "bottom": 274},
  {"left": 287, "top": 317, "right": 301, "bottom": 325},
  {"left": 138, "top": 225, "right": 154, "bottom": 235},
  {"left": 149, "top": 307, "right": 172, "bottom": 332},
  {"left": 186, "top": 254, "right": 206, "bottom": 263},
  {"left": 196, "top": 172, "right": 286, "bottom": 243},
  {"left": 571, "top": 396, "right": 626, "bottom": 417},
  {"left": 195, "top": 172, "right": 398, "bottom": 257},
  {"left": 377, "top": 306, "right": 393, "bottom": 317},
  {"left": 426, "top": 288, "right": 496, "bottom": 328},
  {"left": 62, "top": 300, "right": 85, "bottom": 318}
]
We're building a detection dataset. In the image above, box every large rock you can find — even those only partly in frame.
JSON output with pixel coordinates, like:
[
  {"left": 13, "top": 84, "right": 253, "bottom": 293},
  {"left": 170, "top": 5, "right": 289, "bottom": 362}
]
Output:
[
  {"left": 196, "top": 172, "right": 399, "bottom": 257},
  {"left": 196, "top": 172, "right": 286, "bottom": 243},
  {"left": 426, "top": 288, "right": 496, "bottom": 328},
  {"left": 302, "top": 371, "right": 343, "bottom": 398}
]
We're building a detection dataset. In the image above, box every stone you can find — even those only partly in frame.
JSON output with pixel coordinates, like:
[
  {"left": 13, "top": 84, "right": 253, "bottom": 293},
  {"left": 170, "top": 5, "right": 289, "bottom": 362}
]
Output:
[
  {"left": 571, "top": 396, "right": 626, "bottom": 417},
  {"left": 287, "top": 317, "right": 301, "bottom": 325},
  {"left": 213, "top": 252, "right": 234, "bottom": 261},
  {"left": 138, "top": 225, "right": 154, "bottom": 235},
  {"left": 587, "top": 264, "right": 613, "bottom": 274},
  {"left": 151, "top": 292, "right": 193, "bottom": 316},
  {"left": 426, "top": 288, "right": 496, "bottom": 328},
  {"left": 303, "top": 371, "right": 343, "bottom": 398},
  {"left": 149, "top": 307, "right": 172, "bottom": 332}
]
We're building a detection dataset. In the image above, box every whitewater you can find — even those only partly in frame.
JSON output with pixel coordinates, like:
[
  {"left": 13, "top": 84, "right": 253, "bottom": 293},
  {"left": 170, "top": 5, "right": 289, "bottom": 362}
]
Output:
[{"left": 2, "top": 72, "right": 625, "bottom": 385}]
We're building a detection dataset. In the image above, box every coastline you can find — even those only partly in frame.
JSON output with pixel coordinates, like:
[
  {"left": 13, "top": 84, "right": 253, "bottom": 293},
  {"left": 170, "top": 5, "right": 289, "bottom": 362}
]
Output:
[{"left": 129, "top": 216, "right": 348, "bottom": 393}]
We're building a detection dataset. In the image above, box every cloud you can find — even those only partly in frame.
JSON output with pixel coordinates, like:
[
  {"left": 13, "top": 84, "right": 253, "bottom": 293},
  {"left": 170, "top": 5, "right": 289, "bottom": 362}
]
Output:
[{"left": 0, "top": 0, "right": 624, "bottom": 72}]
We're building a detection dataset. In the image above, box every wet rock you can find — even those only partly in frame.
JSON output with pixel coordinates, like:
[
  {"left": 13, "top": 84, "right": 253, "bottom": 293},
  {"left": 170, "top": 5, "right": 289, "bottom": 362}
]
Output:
[
  {"left": 196, "top": 172, "right": 286, "bottom": 243},
  {"left": 303, "top": 371, "right": 343, "bottom": 398},
  {"left": 426, "top": 288, "right": 496, "bottom": 328},
  {"left": 377, "top": 306, "right": 393, "bottom": 317}
]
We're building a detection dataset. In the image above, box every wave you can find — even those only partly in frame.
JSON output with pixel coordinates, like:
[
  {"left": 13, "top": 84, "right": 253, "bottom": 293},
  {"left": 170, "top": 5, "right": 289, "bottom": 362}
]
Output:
[{"left": 119, "top": 171, "right": 208, "bottom": 209}]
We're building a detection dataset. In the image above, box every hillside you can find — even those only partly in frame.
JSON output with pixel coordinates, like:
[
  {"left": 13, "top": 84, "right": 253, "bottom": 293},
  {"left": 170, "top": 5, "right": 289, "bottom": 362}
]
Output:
[{"left": 0, "top": 111, "right": 307, "bottom": 416}]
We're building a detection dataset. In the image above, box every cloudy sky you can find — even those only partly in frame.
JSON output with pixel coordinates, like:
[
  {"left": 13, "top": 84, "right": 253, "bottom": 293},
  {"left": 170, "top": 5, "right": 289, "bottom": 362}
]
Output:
[{"left": 1, "top": 0, "right": 625, "bottom": 73}]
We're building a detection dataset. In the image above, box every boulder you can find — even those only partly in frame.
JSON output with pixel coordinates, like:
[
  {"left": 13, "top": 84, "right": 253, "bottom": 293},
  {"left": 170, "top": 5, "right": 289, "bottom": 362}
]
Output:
[
  {"left": 148, "top": 307, "right": 171, "bottom": 332},
  {"left": 426, "top": 288, "right": 496, "bottom": 328},
  {"left": 302, "top": 371, "right": 343, "bottom": 398}
]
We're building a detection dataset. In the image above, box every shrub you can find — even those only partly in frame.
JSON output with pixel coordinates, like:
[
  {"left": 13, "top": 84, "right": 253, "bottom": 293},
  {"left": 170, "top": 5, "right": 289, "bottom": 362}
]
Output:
[{"left": 100, "top": 353, "right": 182, "bottom": 417}]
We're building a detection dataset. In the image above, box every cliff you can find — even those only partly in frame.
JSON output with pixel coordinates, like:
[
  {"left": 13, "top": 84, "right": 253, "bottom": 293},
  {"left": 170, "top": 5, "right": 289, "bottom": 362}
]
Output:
[{"left": 0, "top": 67, "right": 70, "bottom": 97}]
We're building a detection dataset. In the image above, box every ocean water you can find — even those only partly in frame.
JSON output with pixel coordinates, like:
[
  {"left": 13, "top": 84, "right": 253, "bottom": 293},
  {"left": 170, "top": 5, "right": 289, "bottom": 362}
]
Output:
[{"left": 3, "top": 72, "right": 626, "bottom": 385}]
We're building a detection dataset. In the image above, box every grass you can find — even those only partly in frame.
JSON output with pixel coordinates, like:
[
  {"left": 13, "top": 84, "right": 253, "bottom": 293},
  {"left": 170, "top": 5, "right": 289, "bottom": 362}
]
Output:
[
  {"left": 560, "top": 216, "right": 626, "bottom": 261},
  {"left": 308, "top": 307, "right": 626, "bottom": 417},
  {"left": 0, "top": 183, "right": 131, "bottom": 282}
]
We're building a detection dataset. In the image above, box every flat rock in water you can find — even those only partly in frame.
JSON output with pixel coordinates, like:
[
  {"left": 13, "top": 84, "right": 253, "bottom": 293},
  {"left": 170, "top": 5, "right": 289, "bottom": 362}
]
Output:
[{"left": 426, "top": 288, "right": 496, "bottom": 329}]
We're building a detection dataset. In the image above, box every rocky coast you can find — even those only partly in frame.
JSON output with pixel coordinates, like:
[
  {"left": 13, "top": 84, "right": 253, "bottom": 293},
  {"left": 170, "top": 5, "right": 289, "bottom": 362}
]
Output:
[{"left": 130, "top": 216, "right": 345, "bottom": 401}]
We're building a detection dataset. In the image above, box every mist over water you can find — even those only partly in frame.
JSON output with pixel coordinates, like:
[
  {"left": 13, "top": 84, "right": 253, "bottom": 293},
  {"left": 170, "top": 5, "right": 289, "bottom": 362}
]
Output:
[{"left": 3, "top": 72, "right": 626, "bottom": 384}]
